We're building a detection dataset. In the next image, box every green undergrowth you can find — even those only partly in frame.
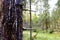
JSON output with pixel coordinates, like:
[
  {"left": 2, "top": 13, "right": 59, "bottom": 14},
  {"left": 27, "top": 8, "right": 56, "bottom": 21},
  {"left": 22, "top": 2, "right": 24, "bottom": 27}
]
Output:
[{"left": 23, "top": 31, "right": 60, "bottom": 40}]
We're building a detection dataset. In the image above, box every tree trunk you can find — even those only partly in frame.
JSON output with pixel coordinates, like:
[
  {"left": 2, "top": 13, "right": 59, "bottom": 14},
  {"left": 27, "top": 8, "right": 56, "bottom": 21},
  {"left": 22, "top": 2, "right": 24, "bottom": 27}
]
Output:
[
  {"left": 2, "top": 0, "right": 23, "bottom": 40},
  {"left": 0, "top": 0, "right": 4, "bottom": 40}
]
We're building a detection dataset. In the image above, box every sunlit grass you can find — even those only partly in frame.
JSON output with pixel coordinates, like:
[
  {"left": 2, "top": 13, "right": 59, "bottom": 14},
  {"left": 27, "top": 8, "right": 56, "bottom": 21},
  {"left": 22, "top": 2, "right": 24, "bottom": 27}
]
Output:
[{"left": 23, "top": 31, "right": 60, "bottom": 40}]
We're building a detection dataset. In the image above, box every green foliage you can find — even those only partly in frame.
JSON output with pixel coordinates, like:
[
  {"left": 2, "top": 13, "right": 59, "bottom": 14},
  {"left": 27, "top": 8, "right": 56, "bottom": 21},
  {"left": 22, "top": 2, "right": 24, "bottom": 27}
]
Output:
[
  {"left": 56, "top": 0, "right": 60, "bottom": 7},
  {"left": 32, "top": 14, "right": 38, "bottom": 25}
]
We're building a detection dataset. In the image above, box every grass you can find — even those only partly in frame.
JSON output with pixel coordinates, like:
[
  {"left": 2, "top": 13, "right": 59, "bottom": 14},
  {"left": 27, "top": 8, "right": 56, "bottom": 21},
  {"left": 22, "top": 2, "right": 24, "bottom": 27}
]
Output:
[{"left": 23, "top": 31, "right": 60, "bottom": 40}]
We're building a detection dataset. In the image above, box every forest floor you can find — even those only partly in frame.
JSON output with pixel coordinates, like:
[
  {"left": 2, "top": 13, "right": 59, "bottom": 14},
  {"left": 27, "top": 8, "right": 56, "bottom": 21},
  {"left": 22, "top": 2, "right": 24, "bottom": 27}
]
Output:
[{"left": 23, "top": 31, "right": 60, "bottom": 40}]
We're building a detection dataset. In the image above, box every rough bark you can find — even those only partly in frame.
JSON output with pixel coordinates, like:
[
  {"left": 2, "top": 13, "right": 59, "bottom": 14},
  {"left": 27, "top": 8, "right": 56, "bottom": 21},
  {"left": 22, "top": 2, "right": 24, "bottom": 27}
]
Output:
[{"left": 2, "top": 0, "right": 23, "bottom": 40}]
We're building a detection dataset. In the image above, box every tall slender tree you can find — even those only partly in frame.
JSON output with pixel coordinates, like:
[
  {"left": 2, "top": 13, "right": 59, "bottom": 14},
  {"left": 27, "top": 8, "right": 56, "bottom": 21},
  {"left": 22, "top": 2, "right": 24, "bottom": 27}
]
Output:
[{"left": 43, "top": 0, "right": 50, "bottom": 32}]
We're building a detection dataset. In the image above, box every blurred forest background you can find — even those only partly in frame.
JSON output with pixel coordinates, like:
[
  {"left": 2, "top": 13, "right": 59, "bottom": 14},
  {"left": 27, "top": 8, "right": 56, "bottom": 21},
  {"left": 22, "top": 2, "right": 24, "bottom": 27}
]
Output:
[
  {"left": 23, "top": 0, "right": 60, "bottom": 32},
  {"left": 23, "top": 0, "right": 60, "bottom": 40}
]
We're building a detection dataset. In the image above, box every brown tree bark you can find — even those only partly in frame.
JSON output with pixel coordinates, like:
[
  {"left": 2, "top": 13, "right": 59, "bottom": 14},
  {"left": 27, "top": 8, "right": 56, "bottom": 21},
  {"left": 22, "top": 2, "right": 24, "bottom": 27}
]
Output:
[
  {"left": 2, "top": 0, "right": 23, "bottom": 40},
  {"left": 0, "top": 0, "right": 4, "bottom": 40}
]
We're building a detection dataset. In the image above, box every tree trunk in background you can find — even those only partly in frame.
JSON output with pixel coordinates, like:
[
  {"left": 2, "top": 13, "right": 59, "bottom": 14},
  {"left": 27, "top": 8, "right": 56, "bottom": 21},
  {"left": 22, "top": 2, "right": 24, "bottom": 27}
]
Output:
[{"left": 43, "top": 0, "right": 49, "bottom": 32}]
